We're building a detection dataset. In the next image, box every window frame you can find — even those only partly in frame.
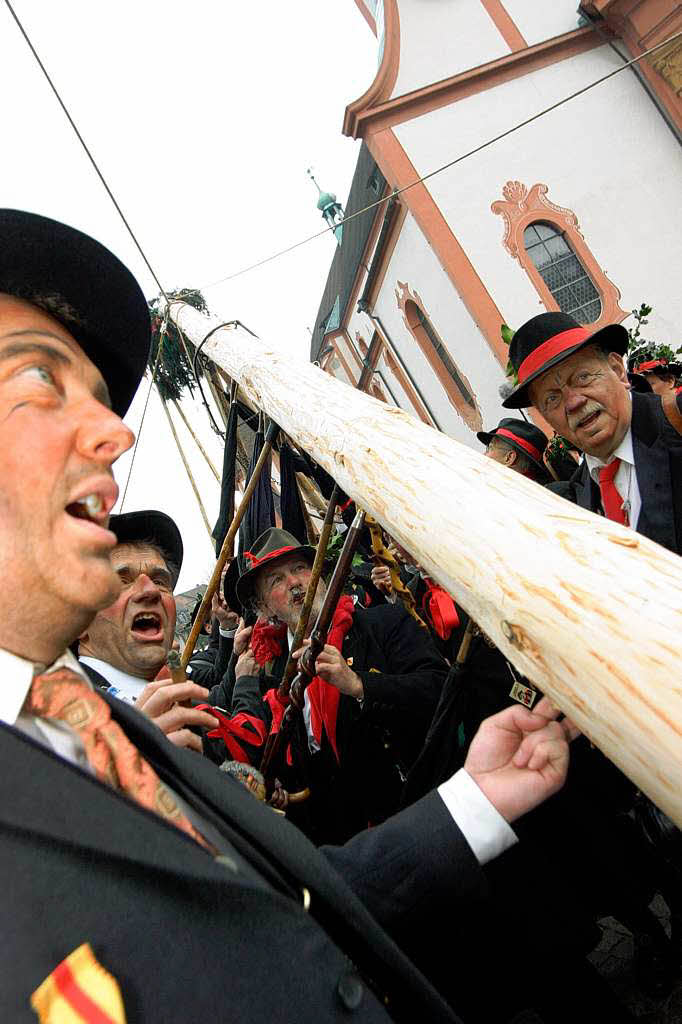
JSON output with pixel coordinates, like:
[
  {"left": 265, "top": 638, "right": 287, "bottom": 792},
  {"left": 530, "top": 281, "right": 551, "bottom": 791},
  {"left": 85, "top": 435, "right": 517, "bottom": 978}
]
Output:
[
  {"left": 396, "top": 281, "right": 482, "bottom": 431},
  {"left": 492, "top": 181, "right": 626, "bottom": 331}
]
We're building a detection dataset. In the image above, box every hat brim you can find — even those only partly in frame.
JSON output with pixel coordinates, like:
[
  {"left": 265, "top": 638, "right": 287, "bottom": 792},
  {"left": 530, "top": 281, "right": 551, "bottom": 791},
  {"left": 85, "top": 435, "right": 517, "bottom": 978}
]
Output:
[
  {"left": 502, "top": 323, "right": 629, "bottom": 410},
  {"left": 108, "top": 510, "right": 183, "bottom": 587},
  {"left": 235, "top": 545, "right": 316, "bottom": 607},
  {"left": 223, "top": 557, "right": 243, "bottom": 616},
  {"left": 477, "top": 428, "right": 551, "bottom": 481},
  {"left": 0, "top": 209, "right": 150, "bottom": 417}
]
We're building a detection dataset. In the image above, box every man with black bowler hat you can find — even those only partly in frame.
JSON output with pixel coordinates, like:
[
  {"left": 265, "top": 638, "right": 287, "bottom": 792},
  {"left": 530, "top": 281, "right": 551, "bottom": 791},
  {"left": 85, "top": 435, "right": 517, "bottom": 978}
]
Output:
[
  {"left": 0, "top": 208, "right": 577, "bottom": 1023},
  {"left": 503, "top": 310, "right": 682, "bottom": 555},
  {"left": 78, "top": 508, "right": 218, "bottom": 751},
  {"left": 478, "top": 416, "right": 551, "bottom": 484},
  {"left": 503, "top": 309, "right": 681, "bottom": 995}
]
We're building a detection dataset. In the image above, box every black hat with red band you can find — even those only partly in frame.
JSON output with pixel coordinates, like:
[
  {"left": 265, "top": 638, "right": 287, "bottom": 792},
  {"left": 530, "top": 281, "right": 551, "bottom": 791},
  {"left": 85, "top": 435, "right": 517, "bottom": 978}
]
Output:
[
  {"left": 235, "top": 528, "right": 316, "bottom": 607},
  {"left": 477, "top": 417, "right": 551, "bottom": 482},
  {"left": 501, "top": 312, "right": 628, "bottom": 410}
]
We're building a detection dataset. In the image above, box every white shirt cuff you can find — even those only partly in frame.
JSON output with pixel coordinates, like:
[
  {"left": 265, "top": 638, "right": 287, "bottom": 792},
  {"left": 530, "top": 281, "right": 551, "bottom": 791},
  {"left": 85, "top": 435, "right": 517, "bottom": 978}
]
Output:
[
  {"left": 219, "top": 627, "right": 237, "bottom": 638},
  {"left": 437, "top": 768, "right": 517, "bottom": 865}
]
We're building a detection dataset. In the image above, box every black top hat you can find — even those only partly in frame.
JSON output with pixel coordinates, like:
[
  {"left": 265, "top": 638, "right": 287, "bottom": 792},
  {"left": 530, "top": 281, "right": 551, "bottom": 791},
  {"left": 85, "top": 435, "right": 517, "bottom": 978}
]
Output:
[
  {"left": 477, "top": 417, "right": 551, "bottom": 482},
  {"left": 108, "top": 510, "right": 183, "bottom": 587},
  {"left": 502, "top": 312, "right": 628, "bottom": 409},
  {"left": 0, "top": 209, "right": 150, "bottom": 417},
  {"left": 235, "top": 528, "right": 315, "bottom": 607}
]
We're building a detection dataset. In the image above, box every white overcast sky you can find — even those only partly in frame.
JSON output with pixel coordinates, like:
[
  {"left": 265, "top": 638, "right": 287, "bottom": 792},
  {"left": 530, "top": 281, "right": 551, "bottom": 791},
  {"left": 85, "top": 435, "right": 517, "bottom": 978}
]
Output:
[{"left": 1, "top": 1, "right": 377, "bottom": 591}]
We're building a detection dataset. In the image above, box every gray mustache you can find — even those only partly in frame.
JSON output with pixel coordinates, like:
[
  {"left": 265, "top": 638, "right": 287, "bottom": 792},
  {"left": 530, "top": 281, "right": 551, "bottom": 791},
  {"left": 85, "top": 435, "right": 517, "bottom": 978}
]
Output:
[{"left": 568, "top": 400, "right": 603, "bottom": 432}]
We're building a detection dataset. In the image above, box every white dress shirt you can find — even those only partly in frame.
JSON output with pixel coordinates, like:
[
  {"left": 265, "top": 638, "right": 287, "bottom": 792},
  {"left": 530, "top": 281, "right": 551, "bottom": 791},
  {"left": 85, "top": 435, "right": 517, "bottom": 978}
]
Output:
[
  {"left": 78, "top": 656, "right": 147, "bottom": 705},
  {"left": 584, "top": 426, "right": 641, "bottom": 529},
  {"left": 2, "top": 646, "right": 517, "bottom": 866}
]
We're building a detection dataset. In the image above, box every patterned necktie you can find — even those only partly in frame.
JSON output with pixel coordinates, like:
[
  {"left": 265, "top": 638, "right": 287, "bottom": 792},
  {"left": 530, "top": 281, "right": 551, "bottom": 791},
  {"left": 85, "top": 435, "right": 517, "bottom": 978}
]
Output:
[
  {"left": 598, "top": 458, "right": 629, "bottom": 526},
  {"left": 26, "top": 666, "right": 211, "bottom": 851}
]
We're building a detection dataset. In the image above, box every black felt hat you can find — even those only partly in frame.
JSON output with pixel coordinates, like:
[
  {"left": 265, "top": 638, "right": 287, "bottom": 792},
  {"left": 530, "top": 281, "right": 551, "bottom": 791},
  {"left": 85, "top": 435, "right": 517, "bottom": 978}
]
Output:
[
  {"left": 108, "top": 510, "right": 183, "bottom": 587},
  {"left": 235, "top": 528, "right": 315, "bottom": 607},
  {"left": 629, "top": 355, "right": 682, "bottom": 379},
  {"left": 0, "top": 209, "right": 150, "bottom": 416},
  {"left": 502, "top": 312, "right": 628, "bottom": 410},
  {"left": 222, "top": 557, "right": 243, "bottom": 615},
  {"left": 477, "top": 417, "right": 551, "bottom": 482}
]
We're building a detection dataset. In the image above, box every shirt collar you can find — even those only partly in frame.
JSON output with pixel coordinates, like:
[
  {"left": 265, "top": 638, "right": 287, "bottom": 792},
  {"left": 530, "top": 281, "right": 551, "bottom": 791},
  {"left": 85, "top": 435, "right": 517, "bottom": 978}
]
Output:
[
  {"left": 78, "top": 657, "right": 149, "bottom": 698},
  {"left": 0, "top": 647, "right": 85, "bottom": 726},
  {"left": 585, "top": 426, "right": 635, "bottom": 483}
]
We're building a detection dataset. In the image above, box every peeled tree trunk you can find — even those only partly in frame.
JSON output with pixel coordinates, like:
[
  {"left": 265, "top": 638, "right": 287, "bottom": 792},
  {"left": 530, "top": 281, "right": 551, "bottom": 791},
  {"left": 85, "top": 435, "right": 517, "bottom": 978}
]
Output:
[{"left": 166, "top": 300, "right": 682, "bottom": 825}]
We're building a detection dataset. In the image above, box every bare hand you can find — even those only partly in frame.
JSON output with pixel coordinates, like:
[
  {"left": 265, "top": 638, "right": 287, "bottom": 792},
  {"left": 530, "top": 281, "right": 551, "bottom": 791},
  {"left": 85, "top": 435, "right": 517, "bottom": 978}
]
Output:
[
  {"left": 235, "top": 646, "right": 258, "bottom": 678},
  {"left": 136, "top": 679, "right": 218, "bottom": 753},
  {"left": 268, "top": 779, "right": 289, "bottom": 811},
  {"left": 233, "top": 618, "right": 253, "bottom": 657},
  {"left": 370, "top": 564, "right": 393, "bottom": 596},
  {"left": 294, "top": 641, "right": 363, "bottom": 699},
  {"left": 464, "top": 696, "right": 579, "bottom": 824},
  {"left": 211, "top": 589, "right": 239, "bottom": 631}
]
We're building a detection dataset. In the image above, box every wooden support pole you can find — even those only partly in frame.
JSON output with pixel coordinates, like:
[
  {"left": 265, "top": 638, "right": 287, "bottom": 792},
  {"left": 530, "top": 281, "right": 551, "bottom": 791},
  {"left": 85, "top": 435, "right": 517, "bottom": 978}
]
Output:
[
  {"left": 180, "top": 418, "right": 279, "bottom": 669},
  {"left": 160, "top": 395, "right": 213, "bottom": 539},
  {"left": 171, "top": 399, "right": 221, "bottom": 484},
  {"left": 165, "top": 302, "right": 682, "bottom": 826}
]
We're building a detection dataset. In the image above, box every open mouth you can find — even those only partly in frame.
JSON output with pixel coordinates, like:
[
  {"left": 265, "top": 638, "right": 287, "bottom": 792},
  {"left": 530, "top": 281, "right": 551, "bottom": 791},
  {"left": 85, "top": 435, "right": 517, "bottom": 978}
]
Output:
[
  {"left": 575, "top": 409, "right": 601, "bottom": 432},
  {"left": 64, "top": 491, "right": 117, "bottom": 546},
  {"left": 130, "top": 612, "right": 164, "bottom": 642},
  {"left": 66, "top": 493, "right": 105, "bottom": 523}
]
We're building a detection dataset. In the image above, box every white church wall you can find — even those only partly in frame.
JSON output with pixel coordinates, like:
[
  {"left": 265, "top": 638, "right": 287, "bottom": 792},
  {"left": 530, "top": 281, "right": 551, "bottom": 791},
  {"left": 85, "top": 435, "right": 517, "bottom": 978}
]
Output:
[
  {"left": 502, "top": 0, "right": 584, "bottom": 48},
  {"left": 390, "top": 0, "right": 510, "bottom": 100},
  {"left": 366, "top": 211, "right": 507, "bottom": 442},
  {"left": 393, "top": 43, "right": 682, "bottom": 345}
]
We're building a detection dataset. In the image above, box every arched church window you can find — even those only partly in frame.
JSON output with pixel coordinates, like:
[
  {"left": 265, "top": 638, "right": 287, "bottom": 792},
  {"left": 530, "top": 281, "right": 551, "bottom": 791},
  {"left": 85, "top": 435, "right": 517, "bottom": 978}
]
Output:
[
  {"left": 523, "top": 222, "right": 601, "bottom": 325},
  {"left": 396, "top": 281, "right": 482, "bottom": 431},
  {"left": 492, "top": 182, "right": 626, "bottom": 331}
]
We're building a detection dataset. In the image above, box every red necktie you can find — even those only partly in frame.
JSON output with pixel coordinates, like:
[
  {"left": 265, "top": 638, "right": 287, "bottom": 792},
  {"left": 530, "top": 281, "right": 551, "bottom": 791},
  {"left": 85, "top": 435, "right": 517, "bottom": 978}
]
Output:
[
  {"left": 26, "top": 666, "right": 211, "bottom": 850},
  {"left": 598, "top": 459, "right": 629, "bottom": 526}
]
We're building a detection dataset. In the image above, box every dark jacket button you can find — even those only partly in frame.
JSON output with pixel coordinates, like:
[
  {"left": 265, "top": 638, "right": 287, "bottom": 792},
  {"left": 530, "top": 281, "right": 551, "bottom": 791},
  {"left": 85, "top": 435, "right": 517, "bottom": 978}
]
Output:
[{"left": 337, "top": 971, "right": 364, "bottom": 1010}]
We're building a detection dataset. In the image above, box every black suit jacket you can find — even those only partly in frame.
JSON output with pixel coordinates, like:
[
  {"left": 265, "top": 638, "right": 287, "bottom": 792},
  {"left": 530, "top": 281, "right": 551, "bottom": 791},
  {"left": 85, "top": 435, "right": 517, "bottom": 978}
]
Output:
[
  {"left": 548, "top": 391, "right": 682, "bottom": 554},
  {"left": 0, "top": 690, "right": 485, "bottom": 1022}
]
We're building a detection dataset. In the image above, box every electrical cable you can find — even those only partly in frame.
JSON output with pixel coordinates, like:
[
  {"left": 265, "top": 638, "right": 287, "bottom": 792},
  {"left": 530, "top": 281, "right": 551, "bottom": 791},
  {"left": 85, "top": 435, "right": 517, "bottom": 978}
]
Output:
[
  {"left": 200, "top": 27, "right": 682, "bottom": 290},
  {"left": 2, "top": 0, "right": 169, "bottom": 303}
]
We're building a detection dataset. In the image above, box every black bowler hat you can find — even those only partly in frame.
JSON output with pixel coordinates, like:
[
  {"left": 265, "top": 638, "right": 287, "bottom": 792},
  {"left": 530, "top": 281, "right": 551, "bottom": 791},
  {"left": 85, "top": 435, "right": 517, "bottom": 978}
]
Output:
[
  {"left": 628, "top": 354, "right": 682, "bottom": 379},
  {"left": 108, "top": 510, "right": 183, "bottom": 587},
  {"left": 502, "top": 312, "right": 628, "bottom": 409},
  {"left": 0, "top": 209, "right": 150, "bottom": 416},
  {"left": 235, "top": 528, "right": 315, "bottom": 607},
  {"left": 477, "top": 417, "right": 551, "bottom": 482}
]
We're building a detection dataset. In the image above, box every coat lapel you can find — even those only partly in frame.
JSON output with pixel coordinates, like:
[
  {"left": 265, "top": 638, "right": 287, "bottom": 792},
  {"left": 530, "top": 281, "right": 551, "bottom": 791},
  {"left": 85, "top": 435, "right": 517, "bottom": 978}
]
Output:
[{"left": 630, "top": 393, "right": 677, "bottom": 552}]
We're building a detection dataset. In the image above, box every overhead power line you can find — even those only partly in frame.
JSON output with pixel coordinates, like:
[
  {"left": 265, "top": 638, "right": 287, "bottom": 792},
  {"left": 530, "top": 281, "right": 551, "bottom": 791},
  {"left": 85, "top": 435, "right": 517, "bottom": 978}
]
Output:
[{"left": 199, "top": 27, "right": 682, "bottom": 291}]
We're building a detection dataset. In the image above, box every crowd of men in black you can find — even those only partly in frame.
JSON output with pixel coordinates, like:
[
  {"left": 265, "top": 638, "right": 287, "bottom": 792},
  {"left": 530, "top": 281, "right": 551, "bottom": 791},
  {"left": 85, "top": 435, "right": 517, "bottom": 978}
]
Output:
[
  {"left": 79, "top": 312, "right": 682, "bottom": 1021},
  {"left": 1, "top": 209, "right": 680, "bottom": 1024}
]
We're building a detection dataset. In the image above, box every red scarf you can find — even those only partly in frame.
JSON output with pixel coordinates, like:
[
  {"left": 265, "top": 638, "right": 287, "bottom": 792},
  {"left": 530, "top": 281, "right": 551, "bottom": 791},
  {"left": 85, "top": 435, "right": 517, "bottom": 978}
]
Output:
[
  {"left": 200, "top": 595, "right": 356, "bottom": 765},
  {"left": 421, "top": 578, "right": 459, "bottom": 641},
  {"left": 250, "top": 619, "right": 287, "bottom": 666}
]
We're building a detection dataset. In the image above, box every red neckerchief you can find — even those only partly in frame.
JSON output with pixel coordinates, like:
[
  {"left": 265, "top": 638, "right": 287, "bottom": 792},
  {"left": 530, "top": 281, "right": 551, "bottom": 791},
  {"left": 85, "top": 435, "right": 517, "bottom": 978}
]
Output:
[
  {"left": 421, "top": 578, "right": 459, "bottom": 641},
  {"left": 263, "top": 593, "right": 355, "bottom": 763},
  {"left": 250, "top": 619, "right": 287, "bottom": 666}
]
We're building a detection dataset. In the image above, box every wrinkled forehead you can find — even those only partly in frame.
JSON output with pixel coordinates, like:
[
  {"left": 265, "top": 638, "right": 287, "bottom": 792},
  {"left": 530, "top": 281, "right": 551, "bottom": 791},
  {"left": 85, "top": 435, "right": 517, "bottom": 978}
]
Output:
[
  {"left": 111, "top": 542, "right": 170, "bottom": 575},
  {"left": 0, "top": 292, "right": 110, "bottom": 405},
  {"left": 531, "top": 347, "right": 602, "bottom": 397}
]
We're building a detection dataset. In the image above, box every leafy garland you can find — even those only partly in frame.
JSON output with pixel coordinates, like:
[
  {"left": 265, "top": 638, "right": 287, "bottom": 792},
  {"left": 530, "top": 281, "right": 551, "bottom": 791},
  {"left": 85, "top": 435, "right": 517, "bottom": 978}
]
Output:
[
  {"left": 148, "top": 288, "right": 209, "bottom": 401},
  {"left": 626, "top": 302, "right": 682, "bottom": 372}
]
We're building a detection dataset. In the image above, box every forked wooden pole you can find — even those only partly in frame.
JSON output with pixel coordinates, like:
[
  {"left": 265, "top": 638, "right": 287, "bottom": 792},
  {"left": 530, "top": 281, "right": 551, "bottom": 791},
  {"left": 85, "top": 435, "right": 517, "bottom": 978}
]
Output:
[
  {"left": 160, "top": 396, "right": 212, "bottom": 538},
  {"left": 180, "top": 418, "right": 279, "bottom": 669},
  {"left": 171, "top": 399, "right": 221, "bottom": 483}
]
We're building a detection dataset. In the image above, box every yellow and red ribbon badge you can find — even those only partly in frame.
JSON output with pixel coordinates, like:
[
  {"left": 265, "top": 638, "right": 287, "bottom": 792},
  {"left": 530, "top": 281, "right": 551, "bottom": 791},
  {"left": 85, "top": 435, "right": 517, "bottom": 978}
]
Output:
[{"left": 31, "top": 943, "right": 126, "bottom": 1024}]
